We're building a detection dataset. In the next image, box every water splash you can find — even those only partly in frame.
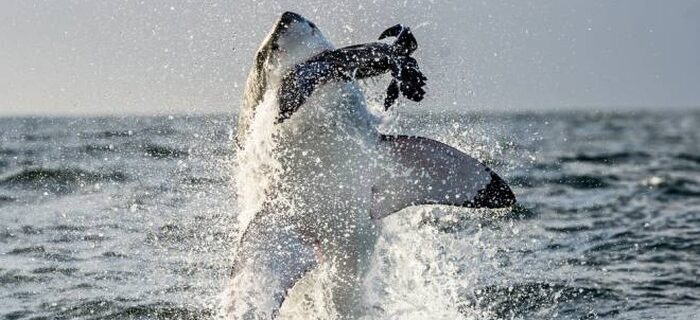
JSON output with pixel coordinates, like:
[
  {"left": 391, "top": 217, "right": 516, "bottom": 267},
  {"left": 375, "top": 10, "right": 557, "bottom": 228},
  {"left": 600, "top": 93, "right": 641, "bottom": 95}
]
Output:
[{"left": 234, "top": 90, "right": 283, "bottom": 236}]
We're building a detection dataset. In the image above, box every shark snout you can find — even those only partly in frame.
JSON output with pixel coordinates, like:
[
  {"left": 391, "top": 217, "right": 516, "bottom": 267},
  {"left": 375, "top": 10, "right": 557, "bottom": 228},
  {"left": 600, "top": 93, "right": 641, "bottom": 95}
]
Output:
[{"left": 280, "top": 11, "right": 306, "bottom": 26}]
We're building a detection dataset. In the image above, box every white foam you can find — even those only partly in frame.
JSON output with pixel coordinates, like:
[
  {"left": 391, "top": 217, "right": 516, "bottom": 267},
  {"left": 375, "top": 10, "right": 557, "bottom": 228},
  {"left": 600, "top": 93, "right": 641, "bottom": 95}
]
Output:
[{"left": 234, "top": 90, "right": 283, "bottom": 237}]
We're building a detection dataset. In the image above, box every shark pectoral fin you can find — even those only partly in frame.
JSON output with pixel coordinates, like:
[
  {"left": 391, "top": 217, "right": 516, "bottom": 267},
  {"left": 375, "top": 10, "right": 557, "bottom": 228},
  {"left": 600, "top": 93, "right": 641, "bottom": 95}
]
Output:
[
  {"left": 225, "top": 216, "right": 317, "bottom": 319},
  {"left": 371, "top": 135, "right": 516, "bottom": 219}
]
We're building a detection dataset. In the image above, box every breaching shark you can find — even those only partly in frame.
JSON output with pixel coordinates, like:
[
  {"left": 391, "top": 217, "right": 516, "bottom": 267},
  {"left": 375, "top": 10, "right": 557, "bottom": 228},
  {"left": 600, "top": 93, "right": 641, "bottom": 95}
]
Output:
[{"left": 224, "top": 11, "right": 516, "bottom": 319}]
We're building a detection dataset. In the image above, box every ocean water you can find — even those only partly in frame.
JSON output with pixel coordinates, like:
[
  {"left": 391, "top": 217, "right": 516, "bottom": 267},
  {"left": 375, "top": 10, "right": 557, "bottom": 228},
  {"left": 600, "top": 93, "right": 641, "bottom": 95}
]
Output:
[{"left": 0, "top": 110, "right": 698, "bottom": 319}]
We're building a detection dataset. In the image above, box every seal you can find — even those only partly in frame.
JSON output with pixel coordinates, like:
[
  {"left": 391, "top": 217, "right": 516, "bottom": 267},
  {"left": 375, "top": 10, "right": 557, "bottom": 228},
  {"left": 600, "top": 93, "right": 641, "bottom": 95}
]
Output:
[{"left": 225, "top": 12, "right": 515, "bottom": 319}]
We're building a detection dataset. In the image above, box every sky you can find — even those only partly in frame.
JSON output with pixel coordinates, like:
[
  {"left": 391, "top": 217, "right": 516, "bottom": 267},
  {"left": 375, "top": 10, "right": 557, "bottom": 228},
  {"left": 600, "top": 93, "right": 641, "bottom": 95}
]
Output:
[{"left": 1, "top": 0, "right": 699, "bottom": 116}]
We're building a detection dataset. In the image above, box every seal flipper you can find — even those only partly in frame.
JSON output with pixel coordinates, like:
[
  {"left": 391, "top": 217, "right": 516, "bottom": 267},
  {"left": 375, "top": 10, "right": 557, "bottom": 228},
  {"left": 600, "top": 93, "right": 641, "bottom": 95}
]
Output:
[
  {"left": 225, "top": 214, "right": 317, "bottom": 319},
  {"left": 378, "top": 24, "right": 418, "bottom": 56},
  {"left": 384, "top": 79, "right": 400, "bottom": 110},
  {"left": 371, "top": 135, "right": 516, "bottom": 219}
]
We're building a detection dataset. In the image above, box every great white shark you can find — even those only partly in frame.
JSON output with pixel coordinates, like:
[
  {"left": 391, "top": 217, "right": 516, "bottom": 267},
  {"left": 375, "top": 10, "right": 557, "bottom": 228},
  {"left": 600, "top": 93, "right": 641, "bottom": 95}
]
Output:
[{"left": 224, "top": 11, "right": 516, "bottom": 319}]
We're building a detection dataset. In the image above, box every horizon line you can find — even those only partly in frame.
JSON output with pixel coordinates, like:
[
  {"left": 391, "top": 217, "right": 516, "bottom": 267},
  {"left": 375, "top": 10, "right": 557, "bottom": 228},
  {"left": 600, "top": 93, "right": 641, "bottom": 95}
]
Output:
[{"left": 0, "top": 105, "right": 698, "bottom": 119}]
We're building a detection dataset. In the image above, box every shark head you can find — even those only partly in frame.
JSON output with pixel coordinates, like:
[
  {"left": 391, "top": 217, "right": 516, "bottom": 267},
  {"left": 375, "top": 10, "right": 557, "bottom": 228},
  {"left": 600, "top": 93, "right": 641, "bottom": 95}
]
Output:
[
  {"left": 262, "top": 12, "right": 333, "bottom": 73},
  {"left": 248, "top": 12, "right": 333, "bottom": 96},
  {"left": 238, "top": 12, "right": 334, "bottom": 146}
]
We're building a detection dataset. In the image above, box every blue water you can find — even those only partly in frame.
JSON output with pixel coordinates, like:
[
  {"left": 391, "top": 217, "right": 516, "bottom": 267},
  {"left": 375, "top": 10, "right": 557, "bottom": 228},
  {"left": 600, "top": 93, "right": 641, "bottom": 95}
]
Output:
[{"left": 1, "top": 110, "right": 699, "bottom": 319}]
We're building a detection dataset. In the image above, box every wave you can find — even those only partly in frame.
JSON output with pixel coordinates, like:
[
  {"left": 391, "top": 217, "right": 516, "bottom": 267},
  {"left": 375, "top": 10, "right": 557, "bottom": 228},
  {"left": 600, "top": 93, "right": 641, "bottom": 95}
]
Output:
[
  {"left": 106, "top": 303, "right": 211, "bottom": 320},
  {"left": 102, "top": 251, "right": 129, "bottom": 258},
  {"left": 145, "top": 223, "right": 233, "bottom": 246},
  {"left": 551, "top": 174, "right": 613, "bottom": 189},
  {"left": 144, "top": 144, "right": 188, "bottom": 159},
  {"left": 50, "top": 233, "right": 108, "bottom": 243},
  {"left": 0, "top": 148, "right": 18, "bottom": 171},
  {"left": 417, "top": 204, "right": 538, "bottom": 233},
  {"left": 21, "top": 225, "right": 42, "bottom": 235},
  {"left": 660, "top": 184, "right": 700, "bottom": 197},
  {"left": 20, "top": 133, "right": 53, "bottom": 142},
  {"left": 48, "top": 224, "right": 88, "bottom": 232},
  {"left": 559, "top": 151, "right": 651, "bottom": 164},
  {"left": 0, "top": 147, "right": 19, "bottom": 157},
  {"left": 79, "top": 144, "right": 118, "bottom": 154},
  {"left": 464, "top": 282, "right": 620, "bottom": 319},
  {"left": 676, "top": 153, "right": 700, "bottom": 164},
  {"left": 7, "top": 245, "right": 46, "bottom": 255},
  {"left": 509, "top": 174, "right": 613, "bottom": 189},
  {"left": 40, "top": 299, "right": 211, "bottom": 320},
  {"left": 644, "top": 176, "right": 700, "bottom": 198},
  {"left": 0, "top": 167, "right": 127, "bottom": 192},
  {"left": 32, "top": 266, "right": 79, "bottom": 276},
  {"left": 507, "top": 175, "right": 536, "bottom": 188},
  {"left": 180, "top": 176, "right": 226, "bottom": 186},
  {"left": 0, "top": 270, "right": 45, "bottom": 285},
  {"left": 91, "top": 130, "right": 136, "bottom": 138},
  {"left": 5, "top": 246, "right": 80, "bottom": 262}
]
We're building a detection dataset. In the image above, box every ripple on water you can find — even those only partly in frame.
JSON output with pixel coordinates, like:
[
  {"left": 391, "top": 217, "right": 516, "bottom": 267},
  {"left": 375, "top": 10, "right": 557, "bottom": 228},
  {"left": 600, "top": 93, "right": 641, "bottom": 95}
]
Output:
[
  {"left": 550, "top": 174, "right": 614, "bottom": 189},
  {"left": 463, "top": 282, "right": 621, "bottom": 319},
  {"left": 507, "top": 174, "right": 614, "bottom": 190},
  {"left": 3, "top": 309, "right": 32, "bottom": 320},
  {"left": 144, "top": 143, "right": 189, "bottom": 159},
  {"left": 6, "top": 246, "right": 82, "bottom": 263},
  {"left": 0, "top": 194, "right": 16, "bottom": 204},
  {"left": 0, "top": 167, "right": 128, "bottom": 193},
  {"left": 31, "top": 267, "right": 79, "bottom": 276},
  {"left": 0, "top": 270, "right": 45, "bottom": 285},
  {"left": 559, "top": 151, "right": 651, "bottom": 165},
  {"left": 7, "top": 245, "right": 46, "bottom": 255},
  {"left": 39, "top": 299, "right": 211, "bottom": 320},
  {"left": 675, "top": 152, "right": 700, "bottom": 165}
]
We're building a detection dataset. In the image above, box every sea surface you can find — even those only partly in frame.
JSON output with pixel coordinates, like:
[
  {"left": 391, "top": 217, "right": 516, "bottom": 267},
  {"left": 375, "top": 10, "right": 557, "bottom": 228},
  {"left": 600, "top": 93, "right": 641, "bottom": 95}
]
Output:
[{"left": 1, "top": 110, "right": 699, "bottom": 319}]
